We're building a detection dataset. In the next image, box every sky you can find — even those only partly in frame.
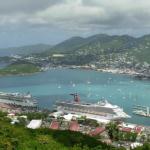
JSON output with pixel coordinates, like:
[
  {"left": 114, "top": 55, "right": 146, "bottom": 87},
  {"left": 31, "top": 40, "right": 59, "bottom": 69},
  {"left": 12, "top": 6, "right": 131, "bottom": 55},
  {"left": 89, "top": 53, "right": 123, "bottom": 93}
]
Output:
[{"left": 1, "top": 0, "right": 150, "bottom": 48}]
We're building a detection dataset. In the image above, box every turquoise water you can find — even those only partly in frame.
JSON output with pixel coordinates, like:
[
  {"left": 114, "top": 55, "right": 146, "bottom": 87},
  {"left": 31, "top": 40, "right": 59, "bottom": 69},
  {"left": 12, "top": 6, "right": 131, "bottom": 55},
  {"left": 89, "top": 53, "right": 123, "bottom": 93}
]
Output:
[{"left": 0, "top": 68, "right": 150, "bottom": 126}]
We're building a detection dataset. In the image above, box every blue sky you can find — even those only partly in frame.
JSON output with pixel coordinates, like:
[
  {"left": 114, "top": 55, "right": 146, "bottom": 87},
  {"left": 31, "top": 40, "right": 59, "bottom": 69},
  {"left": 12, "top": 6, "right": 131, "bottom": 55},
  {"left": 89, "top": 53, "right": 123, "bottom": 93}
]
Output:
[{"left": 0, "top": 0, "right": 150, "bottom": 48}]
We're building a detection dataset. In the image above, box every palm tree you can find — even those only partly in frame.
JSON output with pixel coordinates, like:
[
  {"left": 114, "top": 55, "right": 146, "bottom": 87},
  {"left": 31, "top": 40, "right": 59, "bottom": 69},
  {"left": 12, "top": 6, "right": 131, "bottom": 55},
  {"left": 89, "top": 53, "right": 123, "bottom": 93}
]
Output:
[{"left": 106, "top": 122, "right": 119, "bottom": 140}]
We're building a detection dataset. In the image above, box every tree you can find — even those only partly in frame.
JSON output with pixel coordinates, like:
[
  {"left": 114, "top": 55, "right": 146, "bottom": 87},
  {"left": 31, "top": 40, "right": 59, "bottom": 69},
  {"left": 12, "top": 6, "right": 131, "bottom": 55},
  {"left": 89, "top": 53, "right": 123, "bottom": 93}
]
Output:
[{"left": 106, "top": 122, "right": 119, "bottom": 140}]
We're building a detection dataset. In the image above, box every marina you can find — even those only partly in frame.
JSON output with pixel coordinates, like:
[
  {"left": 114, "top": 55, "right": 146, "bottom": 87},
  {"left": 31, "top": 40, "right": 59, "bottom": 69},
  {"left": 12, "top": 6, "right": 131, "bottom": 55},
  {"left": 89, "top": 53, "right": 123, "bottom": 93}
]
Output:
[
  {"left": 0, "top": 91, "right": 38, "bottom": 107},
  {"left": 0, "top": 68, "right": 149, "bottom": 125},
  {"left": 0, "top": 91, "right": 38, "bottom": 113},
  {"left": 55, "top": 93, "right": 130, "bottom": 124},
  {"left": 133, "top": 105, "right": 150, "bottom": 117}
]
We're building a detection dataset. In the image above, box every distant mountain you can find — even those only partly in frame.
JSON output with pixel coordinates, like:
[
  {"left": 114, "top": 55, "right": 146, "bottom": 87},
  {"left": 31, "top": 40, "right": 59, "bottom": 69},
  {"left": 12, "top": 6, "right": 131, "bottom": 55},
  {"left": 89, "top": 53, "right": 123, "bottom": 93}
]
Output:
[
  {"left": 45, "top": 36, "right": 86, "bottom": 54},
  {"left": 44, "top": 34, "right": 136, "bottom": 53},
  {"left": 1, "top": 34, "right": 150, "bottom": 75},
  {"left": 0, "top": 44, "right": 52, "bottom": 56},
  {"left": 42, "top": 34, "right": 150, "bottom": 66}
]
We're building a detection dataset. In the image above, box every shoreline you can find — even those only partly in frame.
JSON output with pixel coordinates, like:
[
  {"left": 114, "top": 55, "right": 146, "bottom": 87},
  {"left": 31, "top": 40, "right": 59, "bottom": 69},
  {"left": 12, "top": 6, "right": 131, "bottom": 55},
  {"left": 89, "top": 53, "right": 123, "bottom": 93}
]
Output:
[
  {"left": 95, "top": 68, "right": 141, "bottom": 77},
  {"left": 67, "top": 65, "right": 148, "bottom": 78},
  {"left": 96, "top": 68, "right": 150, "bottom": 80},
  {"left": 0, "top": 64, "right": 149, "bottom": 80},
  {"left": 0, "top": 71, "right": 42, "bottom": 77}
]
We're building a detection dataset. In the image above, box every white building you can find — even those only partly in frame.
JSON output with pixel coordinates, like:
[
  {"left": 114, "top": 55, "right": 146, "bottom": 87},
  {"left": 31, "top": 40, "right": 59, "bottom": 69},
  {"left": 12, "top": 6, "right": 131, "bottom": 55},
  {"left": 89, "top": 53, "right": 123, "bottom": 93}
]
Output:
[{"left": 27, "top": 120, "right": 42, "bottom": 129}]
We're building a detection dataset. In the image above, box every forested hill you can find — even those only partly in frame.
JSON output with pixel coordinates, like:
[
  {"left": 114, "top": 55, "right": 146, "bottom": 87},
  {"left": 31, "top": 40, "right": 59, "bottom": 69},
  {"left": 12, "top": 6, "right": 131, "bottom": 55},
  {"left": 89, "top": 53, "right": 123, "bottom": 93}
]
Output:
[
  {"left": 1, "top": 34, "right": 150, "bottom": 76},
  {"left": 43, "top": 34, "right": 150, "bottom": 63},
  {"left": 40, "top": 34, "right": 150, "bottom": 74},
  {"left": 0, "top": 112, "right": 122, "bottom": 150}
]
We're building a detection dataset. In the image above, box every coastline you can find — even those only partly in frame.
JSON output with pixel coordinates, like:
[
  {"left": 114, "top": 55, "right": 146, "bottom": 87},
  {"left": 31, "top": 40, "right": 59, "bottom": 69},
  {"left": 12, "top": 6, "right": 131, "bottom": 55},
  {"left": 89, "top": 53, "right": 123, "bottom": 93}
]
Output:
[
  {"left": 96, "top": 68, "right": 140, "bottom": 76},
  {"left": 95, "top": 68, "right": 150, "bottom": 80},
  {"left": 67, "top": 65, "right": 146, "bottom": 77},
  {"left": 0, "top": 64, "right": 149, "bottom": 80},
  {"left": 0, "top": 70, "right": 42, "bottom": 77}
]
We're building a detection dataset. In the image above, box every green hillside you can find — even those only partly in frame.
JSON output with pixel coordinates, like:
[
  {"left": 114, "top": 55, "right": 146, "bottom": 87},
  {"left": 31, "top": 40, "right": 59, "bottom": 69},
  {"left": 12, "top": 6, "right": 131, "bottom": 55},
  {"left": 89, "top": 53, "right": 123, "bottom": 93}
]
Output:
[
  {"left": 40, "top": 34, "right": 150, "bottom": 74},
  {"left": 0, "top": 111, "right": 150, "bottom": 150},
  {"left": 0, "top": 112, "right": 123, "bottom": 150},
  {"left": 0, "top": 62, "right": 40, "bottom": 75},
  {"left": 44, "top": 34, "right": 138, "bottom": 55},
  {"left": 1, "top": 34, "right": 150, "bottom": 76}
]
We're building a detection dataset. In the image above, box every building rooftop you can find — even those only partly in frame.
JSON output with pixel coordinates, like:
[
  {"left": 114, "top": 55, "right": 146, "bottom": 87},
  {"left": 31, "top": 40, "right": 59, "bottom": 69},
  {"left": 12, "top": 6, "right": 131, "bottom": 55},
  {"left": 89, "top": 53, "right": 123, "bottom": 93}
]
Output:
[
  {"left": 50, "top": 120, "right": 60, "bottom": 130},
  {"left": 69, "top": 121, "right": 79, "bottom": 131},
  {"left": 134, "top": 126, "right": 144, "bottom": 134},
  {"left": 27, "top": 120, "right": 42, "bottom": 129},
  {"left": 89, "top": 127, "right": 105, "bottom": 136},
  {"left": 57, "top": 102, "right": 115, "bottom": 115},
  {"left": 120, "top": 127, "right": 132, "bottom": 133}
]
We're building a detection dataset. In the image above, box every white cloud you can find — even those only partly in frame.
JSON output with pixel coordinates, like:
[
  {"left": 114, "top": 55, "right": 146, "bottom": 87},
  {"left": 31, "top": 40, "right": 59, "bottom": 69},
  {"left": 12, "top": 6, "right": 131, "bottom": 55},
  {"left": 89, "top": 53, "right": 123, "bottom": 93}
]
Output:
[{"left": 0, "top": 0, "right": 150, "bottom": 33}]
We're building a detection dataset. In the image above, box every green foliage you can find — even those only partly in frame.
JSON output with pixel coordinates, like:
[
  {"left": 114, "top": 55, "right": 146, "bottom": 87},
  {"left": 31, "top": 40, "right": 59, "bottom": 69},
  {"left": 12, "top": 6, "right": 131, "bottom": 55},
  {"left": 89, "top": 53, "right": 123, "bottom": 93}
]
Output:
[
  {"left": 24, "top": 112, "right": 49, "bottom": 121},
  {"left": 17, "top": 117, "right": 27, "bottom": 126},
  {"left": 0, "top": 114, "right": 125, "bottom": 150},
  {"left": 0, "top": 111, "right": 7, "bottom": 117},
  {"left": 0, "top": 112, "right": 149, "bottom": 150},
  {"left": 133, "top": 143, "right": 150, "bottom": 150},
  {"left": 0, "top": 111, "right": 11, "bottom": 123},
  {"left": 106, "top": 122, "right": 137, "bottom": 142},
  {"left": 0, "top": 63, "right": 40, "bottom": 75},
  {"left": 78, "top": 118, "right": 99, "bottom": 127},
  {"left": 41, "top": 34, "right": 150, "bottom": 68},
  {"left": 106, "top": 122, "right": 119, "bottom": 140}
]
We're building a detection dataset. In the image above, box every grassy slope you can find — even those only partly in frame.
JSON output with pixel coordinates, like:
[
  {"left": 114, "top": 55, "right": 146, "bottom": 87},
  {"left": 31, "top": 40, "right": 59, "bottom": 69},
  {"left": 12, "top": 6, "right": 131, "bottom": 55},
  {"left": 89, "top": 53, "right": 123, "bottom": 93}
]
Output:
[
  {"left": 0, "top": 113, "right": 122, "bottom": 150},
  {"left": 0, "top": 112, "right": 149, "bottom": 150},
  {"left": 0, "top": 63, "right": 40, "bottom": 75}
]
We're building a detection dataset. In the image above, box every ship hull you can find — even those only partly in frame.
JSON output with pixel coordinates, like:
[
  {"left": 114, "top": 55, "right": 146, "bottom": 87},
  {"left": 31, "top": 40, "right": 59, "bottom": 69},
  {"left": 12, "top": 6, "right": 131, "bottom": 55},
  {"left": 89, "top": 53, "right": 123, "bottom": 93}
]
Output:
[
  {"left": 0, "top": 92, "right": 37, "bottom": 108},
  {"left": 56, "top": 100, "right": 130, "bottom": 123}
]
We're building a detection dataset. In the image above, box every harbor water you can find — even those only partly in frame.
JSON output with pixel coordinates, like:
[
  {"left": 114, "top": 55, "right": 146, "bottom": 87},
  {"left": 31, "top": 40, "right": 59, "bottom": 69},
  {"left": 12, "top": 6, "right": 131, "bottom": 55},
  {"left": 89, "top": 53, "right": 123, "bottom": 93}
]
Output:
[{"left": 0, "top": 68, "right": 150, "bottom": 126}]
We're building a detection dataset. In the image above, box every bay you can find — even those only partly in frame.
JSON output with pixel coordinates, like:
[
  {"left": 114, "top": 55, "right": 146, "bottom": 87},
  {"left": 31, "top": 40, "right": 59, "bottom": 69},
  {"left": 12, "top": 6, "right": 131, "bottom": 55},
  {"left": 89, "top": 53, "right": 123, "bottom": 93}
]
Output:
[{"left": 0, "top": 68, "right": 150, "bottom": 126}]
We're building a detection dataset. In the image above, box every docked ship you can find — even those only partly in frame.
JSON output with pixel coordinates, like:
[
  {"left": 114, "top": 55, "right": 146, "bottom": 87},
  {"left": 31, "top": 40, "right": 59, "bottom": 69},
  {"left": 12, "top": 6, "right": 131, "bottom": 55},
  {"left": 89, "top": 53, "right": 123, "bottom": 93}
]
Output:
[
  {"left": 0, "top": 92, "right": 38, "bottom": 107},
  {"left": 55, "top": 94, "right": 130, "bottom": 123}
]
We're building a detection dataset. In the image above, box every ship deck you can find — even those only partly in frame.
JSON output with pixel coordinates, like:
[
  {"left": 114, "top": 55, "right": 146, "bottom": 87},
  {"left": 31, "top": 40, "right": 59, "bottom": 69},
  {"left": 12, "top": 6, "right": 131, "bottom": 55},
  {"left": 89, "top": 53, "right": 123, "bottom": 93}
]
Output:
[{"left": 56, "top": 101, "right": 116, "bottom": 115}]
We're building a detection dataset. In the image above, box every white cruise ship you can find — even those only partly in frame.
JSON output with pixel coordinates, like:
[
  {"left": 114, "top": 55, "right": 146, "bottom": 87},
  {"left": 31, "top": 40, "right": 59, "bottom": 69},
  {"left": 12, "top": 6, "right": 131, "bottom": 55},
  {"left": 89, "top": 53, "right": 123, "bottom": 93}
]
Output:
[
  {"left": 0, "top": 92, "right": 38, "bottom": 107},
  {"left": 55, "top": 94, "right": 130, "bottom": 123}
]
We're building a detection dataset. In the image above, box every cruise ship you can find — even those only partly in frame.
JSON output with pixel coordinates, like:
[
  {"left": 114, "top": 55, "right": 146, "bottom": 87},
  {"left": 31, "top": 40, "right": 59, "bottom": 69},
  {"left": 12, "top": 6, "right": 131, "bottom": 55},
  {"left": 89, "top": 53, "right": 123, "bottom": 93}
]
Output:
[
  {"left": 55, "top": 94, "right": 130, "bottom": 123},
  {"left": 0, "top": 92, "right": 38, "bottom": 107}
]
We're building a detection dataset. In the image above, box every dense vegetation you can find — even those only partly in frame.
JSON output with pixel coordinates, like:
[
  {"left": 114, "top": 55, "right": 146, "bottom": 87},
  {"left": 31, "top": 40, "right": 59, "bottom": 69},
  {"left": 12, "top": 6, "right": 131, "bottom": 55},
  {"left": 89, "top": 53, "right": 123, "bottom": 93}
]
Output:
[
  {"left": 107, "top": 122, "right": 137, "bottom": 142},
  {"left": 0, "top": 63, "right": 40, "bottom": 75},
  {"left": 78, "top": 118, "right": 99, "bottom": 127},
  {"left": 1, "top": 34, "right": 150, "bottom": 76},
  {"left": 134, "top": 143, "right": 150, "bottom": 150},
  {"left": 0, "top": 111, "right": 124, "bottom": 150},
  {"left": 0, "top": 111, "right": 150, "bottom": 150},
  {"left": 23, "top": 112, "right": 49, "bottom": 121},
  {"left": 40, "top": 34, "right": 150, "bottom": 72},
  {"left": 46, "top": 34, "right": 150, "bottom": 63}
]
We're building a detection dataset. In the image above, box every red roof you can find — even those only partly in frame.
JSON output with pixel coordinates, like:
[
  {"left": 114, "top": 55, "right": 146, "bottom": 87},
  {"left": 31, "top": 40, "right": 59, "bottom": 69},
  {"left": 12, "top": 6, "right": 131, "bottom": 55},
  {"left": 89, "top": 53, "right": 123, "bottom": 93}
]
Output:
[
  {"left": 89, "top": 127, "right": 105, "bottom": 136},
  {"left": 121, "top": 127, "right": 132, "bottom": 133},
  {"left": 69, "top": 121, "right": 79, "bottom": 131},
  {"left": 0, "top": 103, "right": 12, "bottom": 109},
  {"left": 50, "top": 121, "right": 59, "bottom": 130},
  {"left": 134, "top": 126, "right": 143, "bottom": 134},
  {"left": 119, "top": 126, "right": 144, "bottom": 134}
]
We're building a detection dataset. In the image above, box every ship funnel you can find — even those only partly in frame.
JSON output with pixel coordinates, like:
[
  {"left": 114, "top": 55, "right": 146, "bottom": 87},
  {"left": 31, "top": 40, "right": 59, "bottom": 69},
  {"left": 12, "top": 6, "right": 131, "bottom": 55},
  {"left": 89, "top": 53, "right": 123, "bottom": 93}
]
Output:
[{"left": 70, "top": 93, "right": 80, "bottom": 103}]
